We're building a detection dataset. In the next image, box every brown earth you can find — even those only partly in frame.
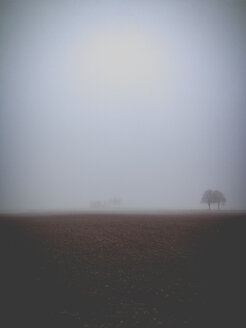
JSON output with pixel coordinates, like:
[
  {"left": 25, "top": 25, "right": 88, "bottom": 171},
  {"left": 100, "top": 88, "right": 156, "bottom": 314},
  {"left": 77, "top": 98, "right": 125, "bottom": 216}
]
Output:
[{"left": 0, "top": 212, "right": 245, "bottom": 327}]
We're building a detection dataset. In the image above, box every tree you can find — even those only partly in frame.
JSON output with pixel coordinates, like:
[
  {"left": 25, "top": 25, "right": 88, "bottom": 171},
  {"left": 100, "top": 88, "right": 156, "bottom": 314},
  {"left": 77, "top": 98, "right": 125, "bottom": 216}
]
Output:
[
  {"left": 201, "top": 189, "right": 214, "bottom": 209},
  {"left": 213, "top": 190, "right": 226, "bottom": 209},
  {"left": 201, "top": 189, "right": 226, "bottom": 209}
]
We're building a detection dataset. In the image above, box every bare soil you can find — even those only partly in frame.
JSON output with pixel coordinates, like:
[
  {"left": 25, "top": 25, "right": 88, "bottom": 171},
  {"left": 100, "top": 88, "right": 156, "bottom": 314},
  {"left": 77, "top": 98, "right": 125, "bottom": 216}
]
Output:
[{"left": 0, "top": 212, "right": 245, "bottom": 327}]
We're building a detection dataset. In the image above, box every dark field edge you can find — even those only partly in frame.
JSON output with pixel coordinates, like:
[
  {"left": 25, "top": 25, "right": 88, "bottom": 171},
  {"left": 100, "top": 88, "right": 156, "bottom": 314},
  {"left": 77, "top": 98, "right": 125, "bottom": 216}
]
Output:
[
  {"left": 0, "top": 212, "right": 245, "bottom": 328},
  {"left": 1, "top": 209, "right": 246, "bottom": 219}
]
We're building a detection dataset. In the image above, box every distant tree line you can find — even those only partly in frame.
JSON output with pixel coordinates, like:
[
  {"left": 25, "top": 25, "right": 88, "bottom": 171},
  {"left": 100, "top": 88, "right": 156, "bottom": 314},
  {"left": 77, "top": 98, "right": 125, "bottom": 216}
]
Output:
[
  {"left": 90, "top": 198, "right": 122, "bottom": 209},
  {"left": 201, "top": 190, "right": 226, "bottom": 209}
]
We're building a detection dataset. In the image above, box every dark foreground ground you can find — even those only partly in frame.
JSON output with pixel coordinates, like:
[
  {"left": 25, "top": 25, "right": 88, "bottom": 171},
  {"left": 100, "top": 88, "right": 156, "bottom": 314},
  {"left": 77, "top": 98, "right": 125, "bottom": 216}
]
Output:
[{"left": 0, "top": 212, "right": 245, "bottom": 328}]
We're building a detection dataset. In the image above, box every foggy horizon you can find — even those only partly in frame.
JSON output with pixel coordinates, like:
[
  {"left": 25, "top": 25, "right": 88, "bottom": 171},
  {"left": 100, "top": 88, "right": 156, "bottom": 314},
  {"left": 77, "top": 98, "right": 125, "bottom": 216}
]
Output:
[{"left": 1, "top": 0, "right": 246, "bottom": 213}]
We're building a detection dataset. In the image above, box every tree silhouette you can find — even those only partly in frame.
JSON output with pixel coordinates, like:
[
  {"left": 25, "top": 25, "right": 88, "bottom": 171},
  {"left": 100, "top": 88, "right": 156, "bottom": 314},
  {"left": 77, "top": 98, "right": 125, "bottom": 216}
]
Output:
[
  {"left": 201, "top": 190, "right": 226, "bottom": 209},
  {"left": 213, "top": 190, "right": 226, "bottom": 209},
  {"left": 201, "top": 189, "right": 214, "bottom": 209}
]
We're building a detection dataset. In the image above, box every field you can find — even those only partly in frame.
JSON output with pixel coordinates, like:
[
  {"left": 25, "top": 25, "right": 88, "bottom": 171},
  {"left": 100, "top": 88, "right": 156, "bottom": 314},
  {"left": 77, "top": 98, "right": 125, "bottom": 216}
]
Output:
[{"left": 0, "top": 212, "right": 245, "bottom": 327}]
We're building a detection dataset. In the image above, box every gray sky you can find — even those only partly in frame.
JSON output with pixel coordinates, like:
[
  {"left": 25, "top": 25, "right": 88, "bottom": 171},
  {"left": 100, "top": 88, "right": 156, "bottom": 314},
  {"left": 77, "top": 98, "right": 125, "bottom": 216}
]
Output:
[{"left": 1, "top": 0, "right": 246, "bottom": 212}]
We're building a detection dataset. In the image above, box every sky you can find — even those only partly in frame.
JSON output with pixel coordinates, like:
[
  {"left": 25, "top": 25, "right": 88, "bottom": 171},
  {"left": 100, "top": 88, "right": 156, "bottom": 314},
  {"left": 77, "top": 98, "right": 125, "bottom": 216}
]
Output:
[{"left": 0, "top": 0, "right": 246, "bottom": 212}]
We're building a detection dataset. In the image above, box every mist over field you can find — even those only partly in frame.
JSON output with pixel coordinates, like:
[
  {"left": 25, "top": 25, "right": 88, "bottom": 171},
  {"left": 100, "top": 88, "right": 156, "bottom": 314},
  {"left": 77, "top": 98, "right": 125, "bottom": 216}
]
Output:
[{"left": 1, "top": 0, "right": 246, "bottom": 213}]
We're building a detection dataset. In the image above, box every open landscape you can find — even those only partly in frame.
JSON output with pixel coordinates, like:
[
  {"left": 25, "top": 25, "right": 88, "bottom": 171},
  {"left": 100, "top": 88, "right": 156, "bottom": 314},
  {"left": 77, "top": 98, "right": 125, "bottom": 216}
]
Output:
[
  {"left": 1, "top": 1, "right": 246, "bottom": 327},
  {"left": 0, "top": 211, "right": 245, "bottom": 327}
]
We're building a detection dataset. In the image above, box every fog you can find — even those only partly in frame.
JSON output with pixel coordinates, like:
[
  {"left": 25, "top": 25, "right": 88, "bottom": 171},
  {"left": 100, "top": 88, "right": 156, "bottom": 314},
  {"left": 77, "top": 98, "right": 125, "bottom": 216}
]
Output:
[{"left": 1, "top": 0, "right": 246, "bottom": 212}]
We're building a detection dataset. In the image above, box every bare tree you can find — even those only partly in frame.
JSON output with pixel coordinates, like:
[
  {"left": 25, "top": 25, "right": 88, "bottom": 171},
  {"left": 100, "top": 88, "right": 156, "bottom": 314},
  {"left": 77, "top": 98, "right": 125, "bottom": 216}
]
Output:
[
  {"left": 201, "top": 189, "right": 214, "bottom": 209},
  {"left": 213, "top": 190, "right": 226, "bottom": 209},
  {"left": 201, "top": 189, "right": 226, "bottom": 209}
]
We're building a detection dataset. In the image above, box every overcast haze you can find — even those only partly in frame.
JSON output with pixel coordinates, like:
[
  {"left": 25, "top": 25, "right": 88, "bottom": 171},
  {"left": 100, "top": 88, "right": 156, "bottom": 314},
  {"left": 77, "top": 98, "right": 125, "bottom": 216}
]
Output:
[{"left": 1, "top": 0, "right": 246, "bottom": 212}]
